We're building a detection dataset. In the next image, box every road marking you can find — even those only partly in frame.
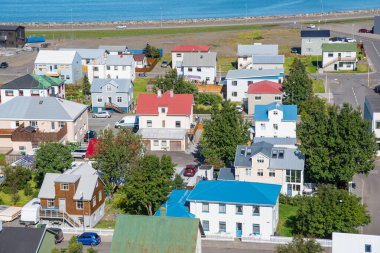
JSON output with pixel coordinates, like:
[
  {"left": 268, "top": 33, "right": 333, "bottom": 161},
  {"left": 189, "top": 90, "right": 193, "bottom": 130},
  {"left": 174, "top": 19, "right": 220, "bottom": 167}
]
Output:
[
  {"left": 352, "top": 87, "right": 359, "bottom": 107},
  {"left": 372, "top": 41, "right": 380, "bottom": 55}
]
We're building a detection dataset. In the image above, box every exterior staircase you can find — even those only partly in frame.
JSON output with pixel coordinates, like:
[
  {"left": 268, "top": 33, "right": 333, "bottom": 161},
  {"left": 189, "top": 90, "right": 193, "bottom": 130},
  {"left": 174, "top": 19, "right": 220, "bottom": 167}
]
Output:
[
  {"left": 40, "top": 209, "right": 81, "bottom": 228},
  {"left": 105, "top": 102, "right": 123, "bottom": 113},
  {"left": 239, "top": 61, "right": 251, "bottom": 70},
  {"left": 323, "top": 56, "right": 357, "bottom": 69}
]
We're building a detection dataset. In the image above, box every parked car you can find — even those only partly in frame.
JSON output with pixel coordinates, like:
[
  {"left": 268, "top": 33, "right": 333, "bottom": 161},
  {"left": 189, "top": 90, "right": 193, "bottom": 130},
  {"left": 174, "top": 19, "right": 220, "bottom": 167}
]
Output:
[
  {"left": 0, "top": 62, "right": 8, "bottom": 69},
  {"left": 138, "top": 72, "right": 147, "bottom": 77},
  {"left": 358, "top": 28, "right": 369, "bottom": 33},
  {"left": 161, "top": 60, "right": 168, "bottom": 68},
  {"left": 236, "top": 105, "right": 243, "bottom": 112},
  {"left": 48, "top": 228, "right": 64, "bottom": 244},
  {"left": 290, "top": 47, "right": 299, "bottom": 54},
  {"left": 345, "top": 37, "right": 356, "bottom": 43},
  {"left": 115, "top": 115, "right": 139, "bottom": 129},
  {"left": 183, "top": 164, "right": 198, "bottom": 177},
  {"left": 84, "top": 130, "right": 97, "bottom": 142},
  {"left": 92, "top": 111, "right": 111, "bottom": 118},
  {"left": 116, "top": 25, "right": 127, "bottom": 30},
  {"left": 373, "top": 84, "right": 380, "bottom": 93},
  {"left": 71, "top": 147, "right": 87, "bottom": 159},
  {"left": 307, "top": 24, "right": 316, "bottom": 29},
  {"left": 77, "top": 232, "right": 101, "bottom": 246}
]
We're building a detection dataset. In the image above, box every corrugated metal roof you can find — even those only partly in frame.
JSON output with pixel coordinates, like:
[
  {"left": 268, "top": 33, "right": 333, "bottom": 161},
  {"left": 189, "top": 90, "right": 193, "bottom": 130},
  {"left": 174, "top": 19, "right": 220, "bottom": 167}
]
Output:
[
  {"left": 181, "top": 52, "right": 217, "bottom": 67},
  {"left": 322, "top": 43, "right": 357, "bottom": 52},
  {"left": 55, "top": 174, "right": 80, "bottom": 183},
  {"left": 237, "top": 44, "right": 279, "bottom": 57},
  {"left": 252, "top": 55, "right": 284, "bottom": 64},
  {"left": 105, "top": 55, "right": 134, "bottom": 66},
  {"left": 90, "top": 78, "right": 132, "bottom": 93},
  {"left": 0, "top": 25, "right": 24, "bottom": 31},
  {"left": 38, "top": 173, "right": 60, "bottom": 199},
  {"left": 0, "top": 74, "right": 63, "bottom": 90},
  {"left": 59, "top": 48, "right": 105, "bottom": 59},
  {"left": 255, "top": 102, "right": 297, "bottom": 121},
  {"left": 154, "top": 190, "right": 194, "bottom": 218},
  {"left": 110, "top": 214, "right": 199, "bottom": 253},
  {"left": 0, "top": 227, "right": 47, "bottom": 253},
  {"left": 301, "top": 30, "right": 330, "bottom": 38},
  {"left": 0, "top": 97, "right": 88, "bottom": 121},
  {"left": 35, "top": 50, "right": 78, "bottom": 64},
  {"left": 187, "top": 180, "right": 281, "bottom": 206},
  {"left": 234, "top": 142, "right": 273, "bottom": 167},
  {"left": 269, "top": 149, "right": 305, "bottom": 171},
  {"left": 226, "top": 69, "right": 284, "bottom": 79},
  {"left": 138, "top": 128, "right": 187, "bottom": 140}
]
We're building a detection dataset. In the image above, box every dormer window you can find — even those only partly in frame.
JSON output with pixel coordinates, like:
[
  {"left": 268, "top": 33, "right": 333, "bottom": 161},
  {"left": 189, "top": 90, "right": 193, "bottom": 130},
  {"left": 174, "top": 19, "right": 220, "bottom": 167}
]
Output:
[
  {"left": 257, "top": 157, "right": 264, "bottom": 163},
  {"left": 240, "top": 149, "right": 245, "bottom": 156},
  {"left": 273, "top": 110, "right": 278, "bottom": 115},
  {"left": 60, "top": 183, "right": 69, "bottom": 190},
  {"left": 278, "top": 150, "right": 284, "bottom": 159},
  {"left": 246, "top": 149, "right": 252, "bottom": 156},
  {"left": 272, "top": 150, "right": 278, "bottom": 158},
  {"left": 161, "top": 107, "right": 166, "bottom": 113},
  {"left": 106, "top": 85, "right": 112, "bottom": 92}
]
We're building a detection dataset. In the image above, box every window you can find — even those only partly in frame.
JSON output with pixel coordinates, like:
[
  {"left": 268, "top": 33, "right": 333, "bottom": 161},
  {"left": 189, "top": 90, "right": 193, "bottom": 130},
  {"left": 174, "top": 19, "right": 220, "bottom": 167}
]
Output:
[
  {"left": 154, "top": 140, "right": 159, "bottom": 146},
  {"left": 114, "top": 66, "right": 118, "bottom": 70},
  {"left": 257, "top": 157, "right": 264, "bottom": 163},
  {"left": 60, "top": 183, "right": 69, "bottom": 190},
  {"left": 107, "top": 66, "right": 110, "bottom": 70},
  {"left": 92, "top": 196, "right": 96, "bottom": 207},
  {"left": 161, "top": 140, "right": 167, "bottom": 147},
  {"left": 376, "top": 122, "right": 380, "bottom": 129},
  {"left": 243, "top": 57, "right": 247, "bottom": 61},
  {"left": 232, "top": 81, "right": 237, "bottom": 86},
  {"left": 275, "top": 95, "right": 281, "bottom": 101},
  {"left": 147, "top": 120, "right": 152, "bottom": 127},
  {"left": 97, "top": 96, "right": 103, "bottom": 103},
  {"left": 219, "top": 204, "right": 226, "bottom": 214},
  {"left": 257, "top": 169, "right": 263, "bottom": 176},
  {"left": 122, "top": 66, "right": 126, "bottom": 70},
  {"left": 176, "top": 53, "right": 182, "bottom": 57},
  {"left": 162, "top": 120, "right": 165, "bottom": 128},
  {"left": 94, "top": 66, "right": 99, "bottom": 71},
  {"left": 269, "top": 170, "right": 276, "bottom": 177},
  {"left": 273, "top": 110, "right": 278, "bottom": 115},
  {"left": 161, "top": 107, "right": 166, "bottom": 113},
  {"left": 197, "top": 67, "right": 201, "bottom": 72},
  {"left": 106, "top": 85, "right": 112, "bottom": 92},
  {"left": 117, "top": 97, "right": 122, "bottom": 103},
  {"left": 98, "top": 191, "right": 102, "bottom": 202},
  {"left": 202, "top": 203, "right": 209, "bottom": 213},
  {"left": 219, "top": 221, "right": 226, "bottom": 233},
  {"left": 66, "top": 75, "right": 70, "bottom": 80},
  {"left": 202, "top": 220, "right": 210, "bottom": 231},
  {"left": 278, "top": 150, "right": 284, "bottom": 159},
  {"left": 236, "top": 205, "right": 243, "bottom": 215},
  {"left": 252, "top": 206, "right": 260, "bottom": 216},
  {"left": 232, "top": 92, "right": 237, "bottom": 97},
  {"left": 254, "top": 96, "right": 261, "bottom": 101},
  {"left": 246, "top": 149, "right": 252, "bottom": 156},
  {"left": 175, "top": 121, "right": 181, "bottom": 128},
  {"left": 15, "top": 121, "right": 20, "bottom": 127},
  {"left": 47, "top": 199, "right": 55, "bottom": 208},
  {"left": 273, "top": 124, "right": 278, "bottom": 130},
  {"left": 5, "top": 90, "right": 13, "bottom": 96},
  {"left": 188, "top": 67, "right": 193, "bottom": 72},
  {"left": 51, "top": 122, "right": 56, "bottom": 130},
  {"left": 246, "top": 168, "right": 252, "bottom": 176},
  {"left": 260, "top": 123, "right": 266, "bottom": 130},
  {"left": 286, "top": 170, "right": 302, "bottom": 183},
  {"left": 328, "top": 53, "right": 334, "bottom": 57},
  {"left": 59, "top": 121, "right": 65, "bottom": 128},
  {"left": 252, "top": 224, "right": 260, "bottom": 235},
  {"left": 76, "top": 201, "right": 84, "bottom": 210},
  {"left": 30, "top": 121, "right": 38, "bottom": 127},
  {"left": 365, "top": 244, "right": 372, "bottom": 253}
]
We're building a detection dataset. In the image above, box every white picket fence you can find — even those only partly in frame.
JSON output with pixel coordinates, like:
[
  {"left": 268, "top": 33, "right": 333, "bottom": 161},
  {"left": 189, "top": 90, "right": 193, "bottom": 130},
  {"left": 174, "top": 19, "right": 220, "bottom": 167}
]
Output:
[
  {"left": 53, "top": 226, "right": 114, "bottom": 237},
  {"left": 241, "top": 235, "right": 332, "bottom": 247}
]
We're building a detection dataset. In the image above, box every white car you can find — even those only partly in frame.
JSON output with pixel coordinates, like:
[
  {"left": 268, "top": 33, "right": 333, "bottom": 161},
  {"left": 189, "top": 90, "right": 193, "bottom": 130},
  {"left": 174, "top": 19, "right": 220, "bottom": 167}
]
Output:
[
  {"left": 307, "top": 24, "right": 316, "bottom": 29},
  {"left": 236, "top": 105, "right": 243, "bottom": 112},
  {"left": 71, "top": 148, "right": 87, "bottom": 159},
  {"left": 345, "top": 38, "right": 356, "bottom": 43},
  {"left": 116, "top": 25, "right": 127, "bottom": 30},
  {"left": 92, "top": 111, "right": 111, "bottom": 118}
]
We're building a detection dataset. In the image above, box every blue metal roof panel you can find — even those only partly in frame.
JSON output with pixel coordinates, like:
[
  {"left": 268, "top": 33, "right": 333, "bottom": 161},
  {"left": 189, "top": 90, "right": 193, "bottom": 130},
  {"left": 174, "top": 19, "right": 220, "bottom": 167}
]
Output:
[
  {"left": 154, "top": 190, "right": 195, "bottom": 218},
  {"left": 254, "top": 102, "right": 297, "bottom": 121}
]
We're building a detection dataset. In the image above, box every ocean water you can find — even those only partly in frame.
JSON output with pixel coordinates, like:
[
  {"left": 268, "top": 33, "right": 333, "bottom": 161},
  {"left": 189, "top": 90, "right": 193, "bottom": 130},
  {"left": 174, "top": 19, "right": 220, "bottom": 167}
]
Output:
[{"left": 1, "top": 0, "right": 380, "bottom": 23}]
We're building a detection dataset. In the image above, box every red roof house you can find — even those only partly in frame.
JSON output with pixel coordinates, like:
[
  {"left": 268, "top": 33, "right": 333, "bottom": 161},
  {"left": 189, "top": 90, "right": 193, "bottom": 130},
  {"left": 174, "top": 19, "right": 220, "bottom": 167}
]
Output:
[
  {"left": 247, "top": 81, "right": 283, "bottom": 115},
  {"left": 171, "top": 45, "right": 210, "bottom": 52},
  {"left": 247, "top": 81, "right": 282, "bottom": 94}
]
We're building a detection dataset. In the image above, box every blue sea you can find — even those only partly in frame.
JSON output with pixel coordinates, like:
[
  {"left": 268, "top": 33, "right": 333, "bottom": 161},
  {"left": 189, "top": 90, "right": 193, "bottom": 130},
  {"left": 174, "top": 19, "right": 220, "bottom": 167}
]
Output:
[{"left": 1, "top": 0, "right": 380, "bottom": 23}]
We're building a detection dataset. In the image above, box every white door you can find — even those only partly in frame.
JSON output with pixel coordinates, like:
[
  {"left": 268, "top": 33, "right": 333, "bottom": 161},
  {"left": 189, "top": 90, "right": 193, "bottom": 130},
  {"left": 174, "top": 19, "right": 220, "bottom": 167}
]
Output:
[{"left": 58, "top": 198, "right": 66, "bottom": 213}]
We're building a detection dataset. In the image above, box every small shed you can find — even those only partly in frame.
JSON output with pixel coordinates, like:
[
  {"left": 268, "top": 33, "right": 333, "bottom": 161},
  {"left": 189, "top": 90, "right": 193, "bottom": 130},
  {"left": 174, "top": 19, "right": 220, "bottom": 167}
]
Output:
[{"left": 198, "top": 165, "right": 214, "bottom": 180}]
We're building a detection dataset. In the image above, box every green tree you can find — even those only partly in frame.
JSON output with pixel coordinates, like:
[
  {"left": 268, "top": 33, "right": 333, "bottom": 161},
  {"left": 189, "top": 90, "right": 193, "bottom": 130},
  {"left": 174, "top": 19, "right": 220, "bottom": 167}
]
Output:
[
  {"left": 282, "top": 58, "right": 313, "bottom": 107},
  {"left": 93, "top": 129, "right": 144, "bottom": 195},
  {"left": 201, "top": 100, "right": 249, "bottom": 165},
  {"left": 143, "top": 43, "right": 160, "bottom": 58},
  {"left": 114, "top": 154, "right": 175, "bottom": 216},
  {"left": 298, "top": 98, "right": 377, "bottom": 184},
  {"left": 154, "top": 69, "right": 198, "bottom": 95},
  {"left": 3, "top": 166, "right": 32, "bottom": 191},
  {"left": 82, "top": 75, "right": 91, "bottom": 96},
  {"left": 172, "top": 174, "right": 185, "bottom": 189},
  {"left": 294, "top": 185, "right": 370, "bottom": 238},
  {"left": 35, "top": 143, "right": 73, "bottom": 187},
  {"left": 195, "top": 92, "right": 223, "bottom": 106},
  {"left": 276, "top": 236, "right": 323, "bottom": 253}
]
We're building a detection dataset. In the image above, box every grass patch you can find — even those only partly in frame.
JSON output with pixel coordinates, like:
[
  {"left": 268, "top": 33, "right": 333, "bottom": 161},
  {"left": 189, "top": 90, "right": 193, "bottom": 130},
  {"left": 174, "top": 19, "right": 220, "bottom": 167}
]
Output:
[
  {"left": 285, "top": 55, "right": 321, "bottom": 74},
  {"left": 65, "top": 84, "right": 91, "bottom": 105},
  {"left": 27, "top": 24, "right": 278, "bottom": 40},
  {"left": 327, "top": 63, "right": 369, "bottom": 74},
  {"left": 278, "top": 203, "right": 299, "bottom": 237},
  {"left": 238, "top": 30, "right": 263, "bottom": 41},
  {"left": 218, "top": 56, "right": 237, "bottom": 73},
  {"left": 0, "top": 190, "right": 35, "bottom": 206},
  {"left": 94, "top": 219, "right": 115, "bottom": 229},
  {"left": 312, "top": 79, "right": 325, "bottom": 93},
  {"left": 133, "top": 78, "right": 152, "bottom": 103},
  {"left": 194, "top": 104, "right": 213, "bottom": 114},
  {"left": 357, "top": 63, "right": 369, "bottom": 73}
]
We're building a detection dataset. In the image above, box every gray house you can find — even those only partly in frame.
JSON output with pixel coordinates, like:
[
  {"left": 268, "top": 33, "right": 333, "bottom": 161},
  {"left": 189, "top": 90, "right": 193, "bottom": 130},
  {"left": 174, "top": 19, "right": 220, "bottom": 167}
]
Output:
[
  {"left": 374, "top": 16, "right": 380, "bottom": 35},
  {"left": 301, "top": 30, "right": 330, "bottom": 55},
  {"left": 90, "top": 79, "right": 133, "bottom": 113}
]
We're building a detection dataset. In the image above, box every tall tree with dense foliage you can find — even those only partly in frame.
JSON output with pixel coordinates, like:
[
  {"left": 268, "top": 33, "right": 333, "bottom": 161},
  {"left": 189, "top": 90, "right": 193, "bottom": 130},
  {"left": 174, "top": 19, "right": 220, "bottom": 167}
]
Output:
[
  {"left": 276, "top": 236, "right": 323, "bottom": 253},
  {"left": 282, "top": 58, "right": 313, "bottom": 107},
  {"left": 298, "top": 98, "right": 377, "bottom": 184},
  {"left": 201, "top": 101, "right": 249, "bottom": 166},
  {"left": 143, "top": 43, "right": 160, "bottom": 58},
  {"left": 93, "top": 129, "right": 144, "bottom": 195},
  {"left": 113, "top": 155, "right": 175, "bottom": 216},
  {"left": 35, "top": 142, "right": 73, "bottom": 187},
  {"left": 82, "top": 75, "right": 91, "bottom": 96},
  {"left": 294, "top": 185, "right": 370, "bottom": 238},
  {"left": 3, "top": 166, "right": 31, "bottom": 191},
  {"left": 154, "top": 69, "right": 198, "bottom": 95}
]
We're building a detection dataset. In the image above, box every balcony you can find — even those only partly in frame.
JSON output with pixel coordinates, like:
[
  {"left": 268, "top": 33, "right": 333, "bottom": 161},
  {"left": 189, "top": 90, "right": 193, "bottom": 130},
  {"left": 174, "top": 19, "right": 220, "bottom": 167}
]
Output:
[
  {"left": 44, "top": 69, "right": 61, "bottom": 77},
  {"left": 11, "top": 123, "right": 67, "bottom": 143}
]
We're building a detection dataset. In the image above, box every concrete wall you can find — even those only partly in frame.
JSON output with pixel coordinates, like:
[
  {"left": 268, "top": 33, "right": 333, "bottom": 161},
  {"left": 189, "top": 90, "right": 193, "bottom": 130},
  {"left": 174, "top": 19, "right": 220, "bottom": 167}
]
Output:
[
  {"left": 247, "top": 93, "right": 282, "bottom": 115},
  {"left": 332, "top": 232, "right": 380, "bottom": 253},
  {"left": 301, "top": 37, "right": 329, "bottom": 55}
]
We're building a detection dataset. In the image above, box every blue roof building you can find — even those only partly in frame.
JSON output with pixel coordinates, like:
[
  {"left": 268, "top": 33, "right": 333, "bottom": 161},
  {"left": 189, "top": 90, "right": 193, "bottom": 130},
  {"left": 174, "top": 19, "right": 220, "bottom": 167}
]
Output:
[
  {"left": 255, "top": 102, "right": 297, "bottom": 121},
  {"left": 154, "top": 190, "right": 194, "bottom": 218}
]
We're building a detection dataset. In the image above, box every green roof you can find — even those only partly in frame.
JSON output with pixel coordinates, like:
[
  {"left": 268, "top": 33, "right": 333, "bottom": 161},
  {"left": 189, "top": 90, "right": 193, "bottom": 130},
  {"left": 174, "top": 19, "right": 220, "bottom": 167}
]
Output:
[
  {"left": 322, "top": 43, "right": 357, "bottom": 52},
  {"left": 31, "top": 74, "right": 63, "bottom": 89},
  {"left": 110, "top": 215, "right": 200, "bottom": 253}
]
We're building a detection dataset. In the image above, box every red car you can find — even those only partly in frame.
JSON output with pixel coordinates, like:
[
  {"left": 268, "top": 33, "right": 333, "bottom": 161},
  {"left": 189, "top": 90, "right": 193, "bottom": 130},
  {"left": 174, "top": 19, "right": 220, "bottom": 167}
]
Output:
[
  {"left": 183, "top": 164, "right": 198, "bottom": 177},
  {"left": 358, "top": 28, "right": 369, "bottom": 33}
]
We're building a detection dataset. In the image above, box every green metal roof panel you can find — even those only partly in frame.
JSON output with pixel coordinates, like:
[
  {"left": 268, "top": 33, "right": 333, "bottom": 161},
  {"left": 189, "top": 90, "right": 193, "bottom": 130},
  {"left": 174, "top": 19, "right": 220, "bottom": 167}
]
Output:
[
  {"left": 322, "top": 43, "right": 357, "bottom": 52},
  {"left": 31, "top": 74, "right": 64, "bottom": 89},
  {"left": 110, "top": 215, "right": 199, "bottom": 253}
]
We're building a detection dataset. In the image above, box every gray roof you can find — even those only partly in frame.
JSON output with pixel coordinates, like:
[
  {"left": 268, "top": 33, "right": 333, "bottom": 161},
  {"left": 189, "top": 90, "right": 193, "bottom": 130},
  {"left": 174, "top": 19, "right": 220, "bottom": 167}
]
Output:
[
  {"left": 252, "top": 55, "right": 285, "bottom": 64},
  {"left": 59, "top": 48, "right": 105, "bottom": 59},
  {"left": 38, "top": 163, "right": 102, "bottom": 201},
  {"left": 218, "top": 168, "right": 235, "bottom": 180},
  {"left": 0, "top": 25, "right": 24, "bottom": 31},
  {"left": 226, "top": 69, "right": 284, "bottom": 79},
  {"left": 99, "top": 45, "right": 127, "bottom": 52},
  {"left": 365, "top": 95, "right": 380, "bottom": 112},
  {"left": 254, "top": 137, "right": 297, "bottom": 146},
  {"left": 0, "top": 227, "right": 50, "bottom": 253},
  {"left": 106, "top": 55, "right": 134, "bottom": 66},
  {"left": 0, "top": 97, "right": 88, "bottom": 121},
  {"left": 269, "top": 149, "right": 305, "bottom": 171},
  {"left": 138, "top": 128, "right": 187, "bottom": 140},
  {"left": 301, "top": 30, "right": 330, "bottom": 38},
  {"left": 90, "top": 79, "right": 132, "bottom": 93},
  {"left": 238, "top": 44, "right": 278, "bottom": 57},
  {"left": 181, "top": 52, "right": 217, "bottom": 67},
  {"left": 234, "top": 142, "right": 273, "bottom": 167}
]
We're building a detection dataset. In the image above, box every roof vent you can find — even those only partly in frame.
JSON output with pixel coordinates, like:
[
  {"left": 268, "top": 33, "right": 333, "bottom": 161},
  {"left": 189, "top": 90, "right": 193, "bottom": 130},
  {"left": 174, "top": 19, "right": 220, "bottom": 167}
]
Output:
[{"left": 39, "top": 100, "right": 43, "bottom": 104}]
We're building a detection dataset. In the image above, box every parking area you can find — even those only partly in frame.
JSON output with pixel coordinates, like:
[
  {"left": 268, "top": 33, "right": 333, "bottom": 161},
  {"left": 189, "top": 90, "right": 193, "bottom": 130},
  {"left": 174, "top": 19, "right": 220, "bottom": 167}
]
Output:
[{"left": 88, "top": 112, "right": 126, "bottom": 133}]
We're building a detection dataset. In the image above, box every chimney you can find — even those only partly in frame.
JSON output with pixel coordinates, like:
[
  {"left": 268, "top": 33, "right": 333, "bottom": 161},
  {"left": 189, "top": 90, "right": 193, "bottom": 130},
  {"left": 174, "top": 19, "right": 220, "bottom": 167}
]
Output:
[
  {"left": 157, "top": 89, "right": 162, "bottom": 97},
  {"left": 170, "top": 90, "right": 174, "bottom": 97},
  {"left": 160, "top": 207, "right": 167, "bottom": 217}
]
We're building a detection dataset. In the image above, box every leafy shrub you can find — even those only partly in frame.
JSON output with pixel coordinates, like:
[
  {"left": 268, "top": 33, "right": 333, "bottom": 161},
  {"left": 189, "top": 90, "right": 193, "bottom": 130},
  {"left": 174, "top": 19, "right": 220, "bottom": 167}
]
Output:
[{"left": 195, "top": 93, "right": 222, "bottom": 106}]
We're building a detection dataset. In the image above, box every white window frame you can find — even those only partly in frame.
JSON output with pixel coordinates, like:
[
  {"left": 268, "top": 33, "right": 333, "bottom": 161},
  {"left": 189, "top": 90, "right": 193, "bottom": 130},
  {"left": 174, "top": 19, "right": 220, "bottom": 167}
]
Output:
[
  {"left": 47, "top": 199, "right": 55, "bottom": 208},
  {"left": 60, "top": 183, "right": 69, "bottom": 191},
  {"left": 202, "top": 203, "right": 209, "bottom": 213},
  {"left": 76, "top": 201, "right": 84, "bottom": 210}
]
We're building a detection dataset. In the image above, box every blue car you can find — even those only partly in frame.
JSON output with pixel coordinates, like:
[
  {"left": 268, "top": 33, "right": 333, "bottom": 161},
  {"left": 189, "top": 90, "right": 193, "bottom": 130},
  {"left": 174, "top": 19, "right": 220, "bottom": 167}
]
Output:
[{"left": 77, "top": 232, "right": 101, "bottom": 246}]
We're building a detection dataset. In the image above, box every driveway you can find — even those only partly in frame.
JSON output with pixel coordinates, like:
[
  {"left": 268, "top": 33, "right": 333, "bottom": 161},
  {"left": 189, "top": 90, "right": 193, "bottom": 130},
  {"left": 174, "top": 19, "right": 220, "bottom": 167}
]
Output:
[{"left": 88, "top": 113, "right": 126, "bottom": 133}]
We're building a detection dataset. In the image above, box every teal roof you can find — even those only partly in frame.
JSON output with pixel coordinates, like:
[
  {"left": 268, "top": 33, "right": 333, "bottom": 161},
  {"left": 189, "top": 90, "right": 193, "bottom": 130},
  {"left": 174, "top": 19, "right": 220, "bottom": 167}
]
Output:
[
  {"left": 322, "top": 43, "right": 357, "bottom": 52},
  {"left": 31, "top": 74, "right": 63, "bottom": 88},
  {"left": 110, "top": 215, "right": 199, "bottom": 253},
  {"left": 255, "top": 102, "right": 297, "bottom": 121},
  {"left": 154, "top": 190, "right": 194, "bottom": 218}
]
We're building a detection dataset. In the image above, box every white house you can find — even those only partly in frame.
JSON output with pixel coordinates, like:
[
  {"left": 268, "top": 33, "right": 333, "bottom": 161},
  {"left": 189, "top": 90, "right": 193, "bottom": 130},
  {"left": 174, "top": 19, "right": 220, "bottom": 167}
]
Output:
[
  {"left": 0, "top": 74, "right": 65, "bottom": 104},
  {"left": 98, "top": 45, "right": 128, "bottom": 55},
  {"left": 87, "top": 54, "right": 136, "bottom": 83},
  {"left": 34, "top": 50, "right": 83, "bottom": 84},
  {"left": 176, "top": 52, "right": 217, "bottom": 84},
  {"left": 187, "top": 180, "right": 281, "bottom": 239},
  {"left": 234, "top": 141, "right": 305, "bottom": 196},
  {"left": 332, "top": 232, "right": 380, "bottom": 253},
  {"left": 133, "top": 54, "right": 147, "bottom": 68},
  {"left": 226, "top": 69, "right": 284, "bottom": 103},
  {"left": 59, "top": 48, "right": 106, "bottom": 68},
  {"left": 254, "top": 102, "right": 297, "bottom": 138},
  {"left": 171, "top": 45, "right": 210, "bottom": 69},
  {"left": 322, "top": 43, "right": 357, "bottom": 71},
  {"left": 136, "top": 90, "right": 194, "bottom": 151},
  {"left": 237, "top": 44, "right": 279, "bottom": 70},
  {"left": 364, "top": 95, "right": 380, "bottom": 155},
  {"left": 301, "top": 30, "right": 330, "bottom": 56},
  {"left": 251, "top": 55, "right": 284, "bottom": 70}
]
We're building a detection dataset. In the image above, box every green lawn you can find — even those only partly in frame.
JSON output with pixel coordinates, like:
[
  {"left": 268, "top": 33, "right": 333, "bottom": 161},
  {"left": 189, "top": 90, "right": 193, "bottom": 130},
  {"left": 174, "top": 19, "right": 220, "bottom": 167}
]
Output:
[
  {"left": 312, "top": 79, "right": 325, "bottom": 93},
  {"left": 133, "top": 78, "right": 152, "bottom": 103},
  {"left": 0, "top": 190, "right": 35, "bottom": 206},
  {"left": 285, "top": 55, "right": 321, "bottom": 74},
  {"left": 277, "top": 203, "right": 299, "bottom": 237},
  {"left": 218, "top": 56, "right": 237, "bottom": 73},
  {"left": 94, "top": 219, "right": 116, "bottom": 229},
  {"left": 26, "top": 24, "right": 277, "bottom": 40}
]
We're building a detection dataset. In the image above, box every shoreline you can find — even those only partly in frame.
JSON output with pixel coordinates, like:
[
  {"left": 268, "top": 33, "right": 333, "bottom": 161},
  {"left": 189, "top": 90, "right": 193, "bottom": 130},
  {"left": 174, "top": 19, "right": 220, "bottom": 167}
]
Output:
[{"left": 1, "top": 9, "right": 380, "bottom": 31}]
